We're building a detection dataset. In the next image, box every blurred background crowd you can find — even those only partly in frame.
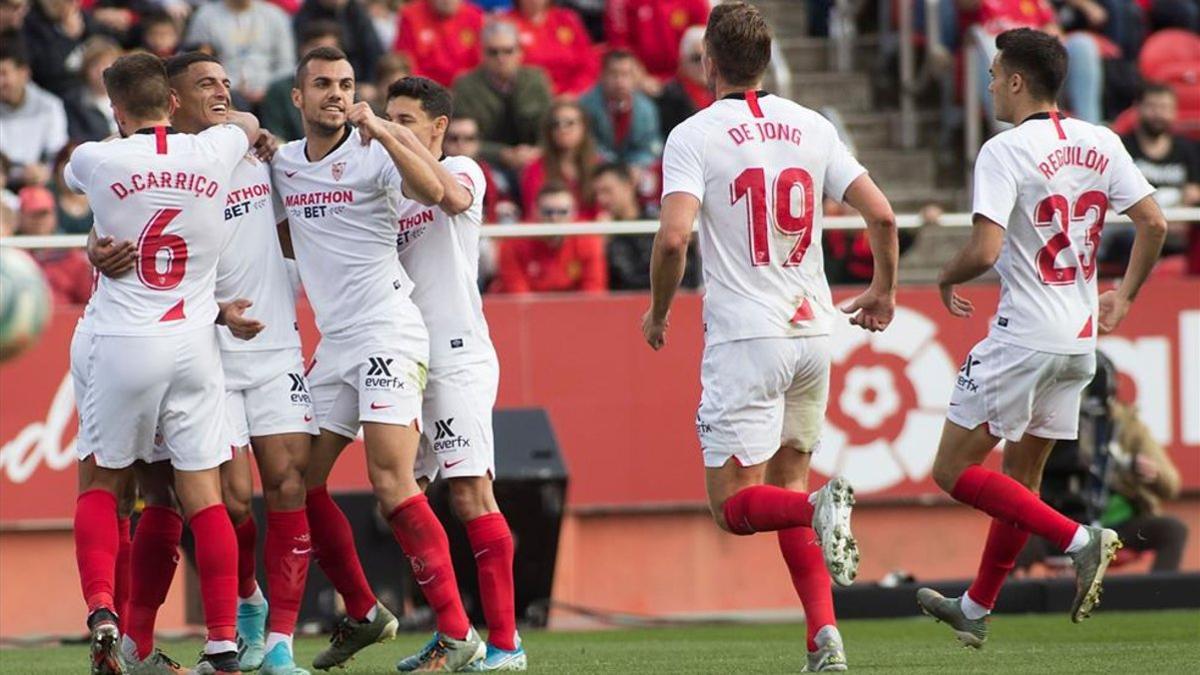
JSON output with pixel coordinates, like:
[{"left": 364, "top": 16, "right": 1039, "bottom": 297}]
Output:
[{"left": 0, "top": 0, "right": 1197, "bottom": 305}]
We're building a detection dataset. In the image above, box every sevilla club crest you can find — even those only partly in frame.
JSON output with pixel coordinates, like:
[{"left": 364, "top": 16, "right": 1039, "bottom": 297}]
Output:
[{"left": 332, "top": 161, "right": 346, "bottom": 181}]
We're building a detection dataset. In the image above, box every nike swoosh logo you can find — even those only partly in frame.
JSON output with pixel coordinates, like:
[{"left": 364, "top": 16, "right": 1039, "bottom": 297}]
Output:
[
  {"left": 370, "top": 402, "right": 393, "bottom": 410},
  {"left": 292, "top": 547, "right": 312, "bottom": 556},
  {"left": 473, "top": 548, "right": 490, "bottom": 559},
  {"left": 415, "top": 575, "right": 437, "bottom": 586},
  {"left": 284, "top": 170, "right": 298, "bottom": 177},
  {"left": 948, "top": 402, "right": 959, "bottom": 406},
  {"left": 443, "top": 458, "right": 466, "bottom": 469}
]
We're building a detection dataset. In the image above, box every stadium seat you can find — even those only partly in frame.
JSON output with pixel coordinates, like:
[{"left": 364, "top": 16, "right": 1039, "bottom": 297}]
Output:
[{"left": 1138, "top": 29, "right": 1200, "bottom": 85}]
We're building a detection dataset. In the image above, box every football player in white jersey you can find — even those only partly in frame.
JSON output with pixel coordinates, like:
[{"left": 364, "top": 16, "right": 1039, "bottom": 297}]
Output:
[
  {"left": 87, "top": 52, "right": 319, "bottom": 674},
  {"left": 272, "top": 47, "right": 486, "bottom": 671},
  {"left": 383, "top": 76, "right": 525, "bottom": 672},
  {"left": 916, "top": 28, "right": 1167, "bottom": 646},
  {"left": 65, "top": 52, "right": 261, "bottom": 675},
  {"left": 642, "top": 3, "right": 900, "bottom": 671}
]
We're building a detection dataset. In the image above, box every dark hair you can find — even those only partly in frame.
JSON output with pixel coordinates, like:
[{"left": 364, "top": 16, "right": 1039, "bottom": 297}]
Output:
[
  {"left": 295, "top": 45, "right": 350, "bottom": 87},
  {"left": 705, "top": 1, "right": 771, "bottom": 87},
  {"left": 1139, "top": 82, "right": 1176, "bottom": 102},
  {"left": 104, "top": 52, "right": 172, "bottom": 119},
  {"left": 539, "top": 99, "right": 598, "bottom": 205},
  {"left": 0, "top": 37, "right": 28, "bottom": 68},
  {"left": 140, "top": 11, "right": 177, "bottom": 30},
  {"left": 537, "top": 181, "right": 574, "bottom": 202},
  {"left": 298, "top": 19, "right": 343, "bottom": 51},
  {"left": 387, "top": 76, "right": 454, "bottom": 121},
  {"left": 602, "top": 49, "right": 636, "bottom": 71},
  {"left": 164, "top": 51, "right": 221, "bottom": 80},
  {"left": 995, "top": 28, "right": 1068, "bottom": 103},
  {"left": 594, "top": 161, "right": 633, "bottom": 183}
]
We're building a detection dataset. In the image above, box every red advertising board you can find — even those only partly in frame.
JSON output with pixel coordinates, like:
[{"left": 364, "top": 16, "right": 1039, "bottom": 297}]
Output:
[{"left": 2, "top": 281, "right": 1198, "bottom": 523}]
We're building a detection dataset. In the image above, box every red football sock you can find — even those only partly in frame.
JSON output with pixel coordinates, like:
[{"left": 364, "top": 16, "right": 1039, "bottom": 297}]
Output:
[
  {"left": 189, "top": 505, "right": 238, "bottom": 643},
  {"left": 234, "top": 515, "right": 259, "bottom": 599},
  {"left": 127, "top": 506, "right": 183, "bottom": 659},
  {"left": 115, "top": 517, "right": 132, "bottom": 627},
  {"left": 265, "top": 508, "right": 311, "bottom": 635},
  {"left": 722, "top": 485, "right": 814, "bottom": 535},
  {"left": 306, "top": 485, "right": 377, "bottom": 620},
  {"left": 466, "top": 513, "right": 516, "bottom": 651},
  {"left": 778, "top": 526, "right": 836, "bottom": 652},
  {"left": 967, "top": 519, "right": 1030, "bottom": 610},
  {"left": 75, "top": 489, "right": 119, "bottom": 613},
  {"left": 951, "top": 465, "right": 1078, "bottom": 550},
  {"left": 388, "top": 494, "right": 470, "bottom": 640}
]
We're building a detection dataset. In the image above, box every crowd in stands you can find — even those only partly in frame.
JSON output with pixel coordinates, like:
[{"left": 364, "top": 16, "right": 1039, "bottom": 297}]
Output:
[{"left": 1, "top": 0, "right": 1198, "bottom": 305}]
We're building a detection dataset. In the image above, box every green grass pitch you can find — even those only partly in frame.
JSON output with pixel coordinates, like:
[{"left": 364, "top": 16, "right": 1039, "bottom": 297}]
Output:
[{"left": 1, "top": 610, "right": 1197, "bottom": 673}]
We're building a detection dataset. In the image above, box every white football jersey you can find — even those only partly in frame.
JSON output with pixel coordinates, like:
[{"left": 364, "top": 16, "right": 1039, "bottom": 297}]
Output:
[
  {"left": 272, "top": 128, "right": 425, "bottom": 344},
  {"left": 661, "top": 91, "right": 867, "bottom": 346},
  {"left": 394, "top": 155, "right": 494, "bottom": 367},
  {"left": 214, "top": 157, "right": 300, "bottom": 353},
  {"left": 65, "top": 125, "right": 248, "bottom": 335},
  {"left": 972, "top": 112, "right": 1155, "bottom": 355}
]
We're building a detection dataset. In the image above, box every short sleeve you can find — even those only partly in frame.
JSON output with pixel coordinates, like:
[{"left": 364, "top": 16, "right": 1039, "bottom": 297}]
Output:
[
  {"left": 660, "top": 121, "right": 706, "bottom": 202},
  {"left": 971, "top": 140, "right": 1019, "bottom": 228},
  {"left": 271, "top": 183, "right": 286, "bottom": 224},
  {"left": 1106, "top": 133, "right": 1156, "bottom": 213},
  {"left": 63, "top": 143, "right": 97, "bottom": 194},
  {"left": 199, "top": 124, "right": 251, "bottom": 174},
  {"left": 368, "top": 140, "right": 403, "bottom": 193},
  {"left": 445, "top": 155, "right": 487, "bottom": 212},
  {"left": 823, "top": 136, "right": 868, "bottom": 202}
]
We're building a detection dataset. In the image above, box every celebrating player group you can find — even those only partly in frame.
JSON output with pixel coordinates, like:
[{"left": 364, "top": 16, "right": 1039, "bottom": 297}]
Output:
[{"left": 66, "top": 1, "right": 1167, "bottom": 673}]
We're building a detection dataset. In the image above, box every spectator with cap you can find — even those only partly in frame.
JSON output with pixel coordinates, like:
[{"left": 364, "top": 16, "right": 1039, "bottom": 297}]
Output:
[
  {"left": 605, "top": 0, "right": 709, "bottom": 86},
  {"left": 505, "top": 0, "right": 599, "bottom": 96},
  {"left": 295, "top": 0, "right": 383, "bottom": 85},
  {"left": 185, "top": 0, "right": 295, "bottom": 107},
  {"left": 453, "top": 19, "right": 553, "bottom": 179},
  {"left": 15, "top": 185, "right": 93, "bottom": 304},
  {"left": 655, "top": 24, "right": 711, "bottom": 136},
  {"left": 139, "top": 11, "right": 182, "bottom": 58},
  {"left": 520, "top": 99, "right": 599, "bottom": 220},
  {"left": 596, "top": 161, "right": 699, "bottom": 290},
  {"left": 579, "top": 49, "right": 662, "bottom": 168},
  {"left": 21, "top": 0, "right": 95, "bottom": 97},
  {"left": 62, "top": 36, "right": 122, "bottom": 142},
  {"left": 492, "top": 183, "right": 608, "bottom": 293},
  {"left": 260, "top": 18, "right": 342, "bottom": 140},
  {"left": 394, "top": 0, "right": 485, "bottom": 87},
  {"left": 0, "top": 40, "right": 68, "bottom": 189}
]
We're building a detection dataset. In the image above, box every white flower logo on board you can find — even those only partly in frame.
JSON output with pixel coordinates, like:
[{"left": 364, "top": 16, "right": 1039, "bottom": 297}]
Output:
[{"left": 812, "top": 306, "right": 957, "bottom": 493}]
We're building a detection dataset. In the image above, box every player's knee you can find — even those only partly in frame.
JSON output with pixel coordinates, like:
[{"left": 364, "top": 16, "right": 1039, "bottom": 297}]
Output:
[
  {"left": 263, "top": 468, "right": 307, "bottom": 511},
  {"left": 224, "top": 493, "right": 253, "bottom": 525},
  {"left": 448, "top": 477, "right": 493, "bottom": 521},
  {"left": 931, "top": 460, "right": 962, "bottom": 494},
  {"left": 367, "top": 464, "right": 419, "bottom": 508}
]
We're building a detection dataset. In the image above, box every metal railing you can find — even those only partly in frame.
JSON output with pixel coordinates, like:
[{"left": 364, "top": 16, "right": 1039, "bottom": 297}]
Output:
[{"left": 5, "top": 208, "right": 1200, "bottom": 250}]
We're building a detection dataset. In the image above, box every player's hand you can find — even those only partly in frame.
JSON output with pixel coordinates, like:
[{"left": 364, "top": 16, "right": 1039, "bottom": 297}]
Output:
[
  {"left": 938, "top": 283, "right": 973, "bottom": 318},
  {"left": 1134, "top": 454, "right": 1159, "bottom": 484},
  {"left": 87, "top": 236, "right": 137, "bottom": 278},
  {"left": 253, "top": 129, "right": 279, "bottom": 162},
  {"left": 840, "top": 287, "right": 895, "bottom": 332},
  {"left": 642, "top": 310, "right": 668, "bottom": 350},
  {"left": 348, "top": 102, "right": 386, "bottom": 145},
  {"left": 1097, "top": 290, "right": 1129, "bottom": 335},
  {"left": 219, "top": 299, "right": 265, "bottom": 340}
]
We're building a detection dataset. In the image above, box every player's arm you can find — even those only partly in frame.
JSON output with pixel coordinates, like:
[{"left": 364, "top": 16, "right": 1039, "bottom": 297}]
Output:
[
  {"left": 85, "top": 227, "right": 137, "bottom": 277},
  {"left": 643, "top": 192, "right": 698, "bottom": 350},
  {"left": 216, "top": 299, "right": 265, "bottom": 340},
  {"left": 347, "top": 102, "right": 444, "bottom": 206},
  {"left": 223, "top": 110, "right": 262, "bottom": 147},
  {"left": 1098, "top": 195, "right": 1167, "bottom": 333},
  {"left": 276, "top": 219, "right": 295, "bottom": 259},
  {"left": 937, "top": 216, "right": 1005, "bottom": 318},
  {"left": 839, "top": 174, "right": 898, "bottom": 332},
  {"left": 422, "top": 158, "right": 475, "bottom": 216}
]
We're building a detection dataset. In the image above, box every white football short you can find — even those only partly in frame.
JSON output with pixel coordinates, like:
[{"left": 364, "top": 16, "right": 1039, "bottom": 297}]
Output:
[
  {"left": 414, "top": 357, "right": 500, "bottom": 483},
  {"left": 947, "top": 337, "right": 1096, "bottom": 442},
  {"left": 222, "top": 349, "right": 319, "bottom": 448},
  {"left": 697, "top": 336, "right": 831, "bottom": 468},
  {"left": 71, "top": 326, "right": 228, "bottom": 471},
  {"left": 307, "top": 330, "right": 429, "bottom": 439}
]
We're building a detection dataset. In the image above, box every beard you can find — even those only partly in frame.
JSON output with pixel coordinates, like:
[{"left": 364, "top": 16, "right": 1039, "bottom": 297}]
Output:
[{"left": 1139, "top": 118, "right": 1170, "bottom": 138}]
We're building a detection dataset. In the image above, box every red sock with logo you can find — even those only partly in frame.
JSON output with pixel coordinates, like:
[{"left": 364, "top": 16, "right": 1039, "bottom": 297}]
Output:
[
  {"left": 265, "top": 509, "right": 311, "bottom": 635},
  {"left": 466, "top": 513, "right": 517, "bottom": 651},
  {"left": 189, "top": 505, "right": 238, "bottom": 642},
  {"left": 75, "top": 489, "right": 119, "bottom": 613},
  {"left": 967, "top": 519, "right": 1030, "bottom": 609},
  {"left": 722, "top": 485, "right": 814, "bottom": 535},
  {"left": 951, "top": 465, "right": 1078, "bottom": 550},
  {"left": 306, "top": 485, "right": 377, "bottom": 620},
  {"left": 778, "top": 526, "right": 836, "bottom": 652},
  {"left": 127, "top": 506, "right": 183, "bottom": 659},
  {"left": 234, "top": 515, "right": 259, "bottom": 598},
  {"left": 388, "top": 494, "right": 471, "bottom": 640},
  {"left": 115, "top": 517, "right": 132, "bottom": 626}
]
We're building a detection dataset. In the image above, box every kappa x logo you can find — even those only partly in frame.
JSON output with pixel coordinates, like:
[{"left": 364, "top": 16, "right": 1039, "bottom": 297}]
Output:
[
  {"left": 288, "top": 373, "right": 308, "bottom": 393},
  {"left": 434, "top": 418, "right": 456, "bottom": 440},
  {"left": 367, "top": 357, "right": 394, "bottom": 377}
]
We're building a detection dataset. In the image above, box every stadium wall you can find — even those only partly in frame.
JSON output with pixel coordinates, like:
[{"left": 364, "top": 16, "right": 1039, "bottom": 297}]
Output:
[{"left": 2, "top": 282, "right": 1198, "bottom": 638}]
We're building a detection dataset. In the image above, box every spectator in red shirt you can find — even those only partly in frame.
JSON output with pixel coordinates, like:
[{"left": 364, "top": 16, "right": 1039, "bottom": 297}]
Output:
[
  {"left": 493, "top": 183, "right": 607, "bottom": 293},
  {"left": 605, "top": 0, "right": 709, "bottom": 85},
  {"left": 506, "top": 0, "right": 599, "bottom": 96},
  {"left": 16, "top": 185, "right": 92, "bottom": 304},
  {"left": 520, "top": 99, "right": 600, "bottom": 220},
  {"left": 654, "top": 24, "right": 711, "bottom": 135},
  {"left": 394, "top": 0, "right": 485, "bottom": 87}
]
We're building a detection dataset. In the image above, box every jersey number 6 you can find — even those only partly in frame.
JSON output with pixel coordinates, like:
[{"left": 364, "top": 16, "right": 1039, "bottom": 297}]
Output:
[
  {"left": 136, "top": 208, "right": 189, "bottom": 290},
  {"left": 731, "top": 167, "right": 815, "bottom": 267},
  {"left": 1033, "top": 191, "right": 1107, "bottom": 285}
]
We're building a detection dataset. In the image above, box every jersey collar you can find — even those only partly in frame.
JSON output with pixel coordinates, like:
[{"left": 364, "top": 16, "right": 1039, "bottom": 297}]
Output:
[
  {"left": 721, "top": 90, "right": 770, "bottom": 101},
  {"left": 304, "top": 124, "right": 354, "bottom": 163},
  {"left": 132, "top": 126, "right": 177, "bottom": 135},
  {"left": 1018, "top": 110, "right": 1066, "bottom": 125}
]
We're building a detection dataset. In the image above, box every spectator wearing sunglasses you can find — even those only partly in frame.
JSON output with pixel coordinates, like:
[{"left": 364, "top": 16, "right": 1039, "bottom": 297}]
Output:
[
  {"left": 520, "top": 99, "right": 599, "bottom": 221},
  {"left": 654, "top": 25, "right": 712, "bottom": 136},
  {"left": 394, "top": 0, "right": 485, "bottom": 87},
  {"left": 492, "top": 183, "right": 608, "bottom": 293}
]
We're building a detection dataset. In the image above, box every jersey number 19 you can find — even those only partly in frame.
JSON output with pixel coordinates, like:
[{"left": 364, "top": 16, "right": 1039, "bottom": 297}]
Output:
[{"left": 731, "top": 167, "right": 815, "bottom": 268}]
